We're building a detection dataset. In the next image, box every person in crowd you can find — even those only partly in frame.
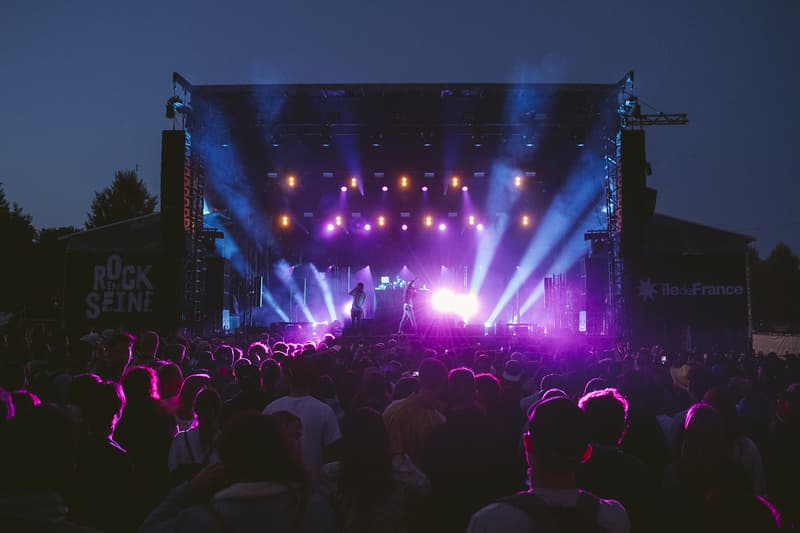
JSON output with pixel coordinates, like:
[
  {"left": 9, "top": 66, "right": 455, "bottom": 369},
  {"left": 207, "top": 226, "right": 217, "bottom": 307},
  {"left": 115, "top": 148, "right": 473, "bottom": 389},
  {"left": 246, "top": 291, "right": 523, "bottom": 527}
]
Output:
[
  {"left": 321, "top": 407, "right": 429, "bottom": 533},
  {"left": 314, "top": 374, "right": 346, "bottom": 422},
  {"left": 168, "top": 387, "right": 222, "bottom": 485},
  {"left": 390, "top": 375, "right": 419, "bottom": 404},
  {"left": 157, "top": 363, "right": 183, "bottom": 414},
  {"left": 98, "top": 332, "right": 135, "bottom": 381},
  {"left": 10, "top": 389, "right": 41, "bottom": 417},
  {"left": 133, "top": 330, "right": 160, "bottom": 367},
  {"left": 115, "top": 366, "right": 177, "bottom": 522},
  {"left": 174, "top": 373, "right": 211, "bottom": 431},
  {"left": 69, "top": 379, "right": 133, "bottom": 533},
  {"left": 766, "top": 383, "right": 800, "bottom": 528},
  {"left": 383, "top": 357, "right": 447, "bottom": 467},
  {"left": 259, "top": 357, "right": 284, "bottom": 402},
  {"left": 161, "top": 344, "right": 187, "bottom": 366},
  {"left": 703, "top": 386, "right": 766, "bottom": 495},
  {"left": 141, "top": 412, "right": 333, "bottom": 532},
  {"left": 272, "top": 409, "right": 303, "bottom": 459},
  {"left": 222, "top": 363, "right": 269, "bottom": 423},
  {"left": 468, "top": 396, "right": 630, "bottom": 533},
  {"left": 577, "top": 387, "right": 653, "bottom": 531},
  {"left": 0, "top": 405, "right": 101, "bottom": 532},
  {"left": 263, "top": 356, "right": 342, "bottom": 489},
  {"left": 351, "top": 368, "right": 390, "bottom": 413},
  {"left": 424, "top": 367, "right": 522, "bottom": 533}
]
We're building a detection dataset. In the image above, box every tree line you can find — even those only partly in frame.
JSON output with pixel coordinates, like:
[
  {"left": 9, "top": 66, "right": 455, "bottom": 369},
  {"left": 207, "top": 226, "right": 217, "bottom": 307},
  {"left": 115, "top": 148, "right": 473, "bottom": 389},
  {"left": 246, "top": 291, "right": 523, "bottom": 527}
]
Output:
[{"left": 1, "top": 170, "right": 800, "bottom": 332}]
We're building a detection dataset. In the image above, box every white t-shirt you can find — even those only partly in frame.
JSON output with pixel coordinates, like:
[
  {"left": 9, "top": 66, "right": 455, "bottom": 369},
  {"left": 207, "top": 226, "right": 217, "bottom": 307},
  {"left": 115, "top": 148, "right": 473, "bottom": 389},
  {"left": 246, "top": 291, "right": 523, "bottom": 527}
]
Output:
[
  {"left": 168, "top": 426, "right": 220, "bottom": 472},
  {"left": 263, "top": 395, "right": 342, "bottom": 488},
  {"left": 467, "top": 487, "right": 630, "bottom": 533}
]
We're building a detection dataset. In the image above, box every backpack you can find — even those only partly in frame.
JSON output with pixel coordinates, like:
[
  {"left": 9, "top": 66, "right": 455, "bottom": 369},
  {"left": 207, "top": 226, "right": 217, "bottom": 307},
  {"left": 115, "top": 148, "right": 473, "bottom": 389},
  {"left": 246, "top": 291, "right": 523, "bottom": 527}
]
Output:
[
  {"left": 169, "top": 431, "right": 214, "bottom": 486},
  {"left": 497, "top": 490, "right": 608, "bottom": 533}
]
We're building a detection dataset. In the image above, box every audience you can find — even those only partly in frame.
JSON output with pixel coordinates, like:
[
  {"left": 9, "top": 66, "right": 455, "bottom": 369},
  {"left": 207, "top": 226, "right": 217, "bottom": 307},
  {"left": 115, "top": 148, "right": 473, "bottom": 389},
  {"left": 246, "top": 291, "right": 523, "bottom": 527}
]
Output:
[{"left": 0, "top": 324, "right": 791, "bottom": 532}]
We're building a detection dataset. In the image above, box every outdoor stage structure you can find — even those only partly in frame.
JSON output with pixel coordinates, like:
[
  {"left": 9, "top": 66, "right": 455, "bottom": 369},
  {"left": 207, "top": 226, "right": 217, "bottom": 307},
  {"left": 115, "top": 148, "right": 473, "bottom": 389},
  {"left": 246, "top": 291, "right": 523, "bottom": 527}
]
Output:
[{"left": 129, "top": 72, "right": 748, "bottom": 350}]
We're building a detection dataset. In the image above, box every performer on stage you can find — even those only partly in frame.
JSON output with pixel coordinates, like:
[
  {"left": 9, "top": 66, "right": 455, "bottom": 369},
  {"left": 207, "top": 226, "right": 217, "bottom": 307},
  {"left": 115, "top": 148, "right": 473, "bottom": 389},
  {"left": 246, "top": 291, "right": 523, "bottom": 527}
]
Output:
[
  {"left": 348, "top": 282, "right": 367, "bottom": 328},
  {"left": 398, "top": 279, "right": 417, "bottom": 333}
]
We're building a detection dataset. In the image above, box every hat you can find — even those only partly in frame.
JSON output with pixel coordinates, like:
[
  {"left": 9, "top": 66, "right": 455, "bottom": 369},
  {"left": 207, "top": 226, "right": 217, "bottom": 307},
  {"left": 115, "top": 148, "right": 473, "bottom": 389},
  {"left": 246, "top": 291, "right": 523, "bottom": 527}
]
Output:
[{"left": 503, "top": 359, "right": 523, "bottom": 383}]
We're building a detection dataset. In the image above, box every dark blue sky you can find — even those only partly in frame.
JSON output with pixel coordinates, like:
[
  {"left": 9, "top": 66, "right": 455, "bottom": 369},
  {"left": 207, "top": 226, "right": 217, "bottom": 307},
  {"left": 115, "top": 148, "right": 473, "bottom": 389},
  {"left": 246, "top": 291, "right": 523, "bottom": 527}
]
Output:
[{"left": 1, "top": 1, "right": 797, "bottom": 255}]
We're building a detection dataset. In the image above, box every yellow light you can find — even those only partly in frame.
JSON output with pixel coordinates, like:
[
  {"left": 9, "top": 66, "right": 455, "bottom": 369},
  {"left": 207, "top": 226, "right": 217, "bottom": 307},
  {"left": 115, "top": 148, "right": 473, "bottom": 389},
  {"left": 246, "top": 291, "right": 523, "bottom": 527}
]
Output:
[
  {"left": 287, "top": 175, "right": 296, "bottom": 188},
  {"left": 514, "top": 175, "right": 522, "bottom": 188},
  {"left": 522, "top": 215, "right": 530, "bottom": 227},
  {"left": 400, "top": 175, "right": 409, "bottom": 188},
  {"left": 451, "top": 176, "right": 460, "bottom": 188},
  {"left": 335, "top": 215, "right": 343, "bottom": 227},
  {"left": 468, "top": 215, "right": 476, "bottom": 226},
  {"left": 280, "top": 215, "right": 290, "bottom": 227},
  {"left": 424, "top": 215, "right": 433, "bottom": 227},
  {"left": 378, "top": 216, "right": 386, "bottom": 227},
  {"left": 350, "top": 177, "right": 358, "bottom": 188}
]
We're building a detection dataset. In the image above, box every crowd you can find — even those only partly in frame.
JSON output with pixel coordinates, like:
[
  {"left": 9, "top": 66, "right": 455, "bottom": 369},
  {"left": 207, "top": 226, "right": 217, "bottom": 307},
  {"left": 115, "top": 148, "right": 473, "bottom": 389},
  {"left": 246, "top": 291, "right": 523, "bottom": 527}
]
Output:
[{"left": 0, "top": 325, "right": 796, "bottom": 532}]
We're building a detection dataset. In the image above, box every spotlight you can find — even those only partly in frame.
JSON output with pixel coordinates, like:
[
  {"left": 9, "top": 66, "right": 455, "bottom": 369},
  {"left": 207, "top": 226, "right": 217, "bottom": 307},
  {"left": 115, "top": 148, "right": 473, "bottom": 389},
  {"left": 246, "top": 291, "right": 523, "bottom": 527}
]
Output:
[
  {"left": 364, "top": 223, "right": 372, "bottom": 231},
  {"left": 521, "top": 215, "right": 530, "bottom": 227},
  {"left": 377, "top": 216, "right": 386, "bottom": 227},
  {"left": 335, "top": 215, "right": 343, "bottom": 227},
  {"left": 421, "top": 186, "right": 429, "bottom": 192},
  {"left": 438, "top": 223, "right": 446, "bottom": 231},
  {"left": 468, "top": 215, "right": 476, "bottom": 226},
  {"left": 326, "top": 223, "right": 335, "bottom": 232},
  {"left": 424, "top": 215, "right": 433, "bottom": 227},
  {"left": 381, "top": 185, "right": 389, "bottom": 192},
  {"left": 476, "top": 223, "right": 484, "bottom": 231},
  {"left": 340, "top": 186, "right": 348, "bottom": 192},
  {"left": 462, "top": 185, "right": 469, "bottom": 192},
  {"left": 400, "top": 175, "right": 409, "bottom": 189},
  {"left": 280, "top": 215, "right": 290, "bottom": 227},
  {"left": 287, "top": 175, "right": 296, "bottom": 188},
  {"left": 401, "top": 224, "right": 408, "bottom": 231},
  {"left": 451, "top": 176, "right": 460, "bottom": 188},
  {"left": 514, "top": 175, "right": 523, "bottom": 188},
  {"left": 350, "top": 177, "right": 358, "bottom": 189}
]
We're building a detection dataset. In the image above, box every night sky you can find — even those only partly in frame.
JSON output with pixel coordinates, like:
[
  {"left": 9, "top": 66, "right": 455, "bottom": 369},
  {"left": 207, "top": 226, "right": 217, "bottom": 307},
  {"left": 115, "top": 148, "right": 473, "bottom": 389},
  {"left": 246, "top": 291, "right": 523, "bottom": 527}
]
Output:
[{"left": 1, "top": 1, "right": 797, "bottom": 256}]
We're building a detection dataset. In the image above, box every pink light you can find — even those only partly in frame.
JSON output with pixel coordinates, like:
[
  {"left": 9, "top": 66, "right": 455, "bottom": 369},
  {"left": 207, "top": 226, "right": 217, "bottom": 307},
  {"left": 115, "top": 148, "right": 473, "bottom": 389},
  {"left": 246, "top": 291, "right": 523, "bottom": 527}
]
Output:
[
  {"left": 462, "top": 185, "right": 469, "bottom": 192},
  {"left": 401, "top": 224, "right": 408, "bottom": 231},
  {"left": 431, "top": 290, "right": 479, "bottom": 319},
  {"left": 476, "top": 223, "right": 484, "bottom": 231},
  {"left": 421, "top": 186, "right": 429, "bottom": 192},
  {"left": 364, "top": 223, "right": 372, "bottom": 231},
  {"left": 438, "top": 223, "right": 446, "bottom": 231},
  {"left": 326, "top": 223, "right": 335, "bottom": 232},
  {"left": 340, "top": 186, "right": 348, "bottom": 192},
  {"left": 381, "top": 185, "right": 389, "bottom": 192}
]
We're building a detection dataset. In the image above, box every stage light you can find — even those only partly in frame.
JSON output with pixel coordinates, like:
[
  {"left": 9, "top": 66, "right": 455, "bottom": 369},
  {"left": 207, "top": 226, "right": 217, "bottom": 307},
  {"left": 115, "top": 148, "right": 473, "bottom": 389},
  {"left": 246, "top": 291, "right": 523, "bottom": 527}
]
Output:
[
  {"left": 381, "top": 185, "right": 389, "bottom": 192},
  {"left": 364, "top": 223, "right": 372, "bottom": 231},
  {"left": 342, "top": 301, "right": 352, "bottom": 315},
  {"left": 431, "top": 289, "right": 479, "bottom": 320},
  {"left": 326, "top": 223, "right": 335, "bottom": 232},
  {"left": 401, "top": 224, "right": 408, "bottom": 231},
  {"left": 287, "top": 175, "right": 296, "bottom": 188},
  {"left": 468, "top": 215, "right": 476, "bottom": 226},
  {"left": 377, "top": 216, "right": 386, "bottom": 227},
  {"left": 451, "top": 176, "right": 460, "bottom": 188},
  {"left": 476, "top": 223, "right": 484, "bottom": 231},
  {"left": 350, "top": 177, "right": 358, "bottom": 189},
  {"left": 421, "top": 186, "right": 429, "bottom": 192},
  {"left": 424, "top": 215, "right": 433, "bottom": 227},
  {"left": 514, "top": 175, "right": 523, "bottom": 188},
  {"left": 400, "top": 175, "right": 409, "bottom": 189},
  {"left": 484, "top": 321, "right": 493, "bottom": 328},
  {"left": 462, "top": 185, "right": 469, "bottom": 192},
  {"left": 438, "top": 223, "right": 446, "bottom": 231},
  {"left": 521, "top": 215, "right": 530, "bottom": 227},
  {"left": 335, "top": 215, "right": 343, "bottom": 227},
  {"left": 340, "top": 186, "right": 348, "bottom": 192},
  {"left": 280, "top": 215, "right": 290, "bottom": 227}
]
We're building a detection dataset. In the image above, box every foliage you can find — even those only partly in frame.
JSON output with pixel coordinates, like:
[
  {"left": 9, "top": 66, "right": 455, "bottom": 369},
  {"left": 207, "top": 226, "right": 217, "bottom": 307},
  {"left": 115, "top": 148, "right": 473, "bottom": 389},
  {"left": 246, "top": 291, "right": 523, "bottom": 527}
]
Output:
[{"left": 85, "top": 169, "right": 157, "bottom": 229}]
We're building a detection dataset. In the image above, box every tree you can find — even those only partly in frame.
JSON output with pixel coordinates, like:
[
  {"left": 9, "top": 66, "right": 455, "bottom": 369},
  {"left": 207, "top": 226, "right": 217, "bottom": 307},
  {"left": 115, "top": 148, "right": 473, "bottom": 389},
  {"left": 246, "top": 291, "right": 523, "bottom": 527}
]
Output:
[
  {"left": 0, "top": 182, "right": 37, "bottom": 310},
  {"left": 85, "top": 169, "right": 157, "bottom": 229}
]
